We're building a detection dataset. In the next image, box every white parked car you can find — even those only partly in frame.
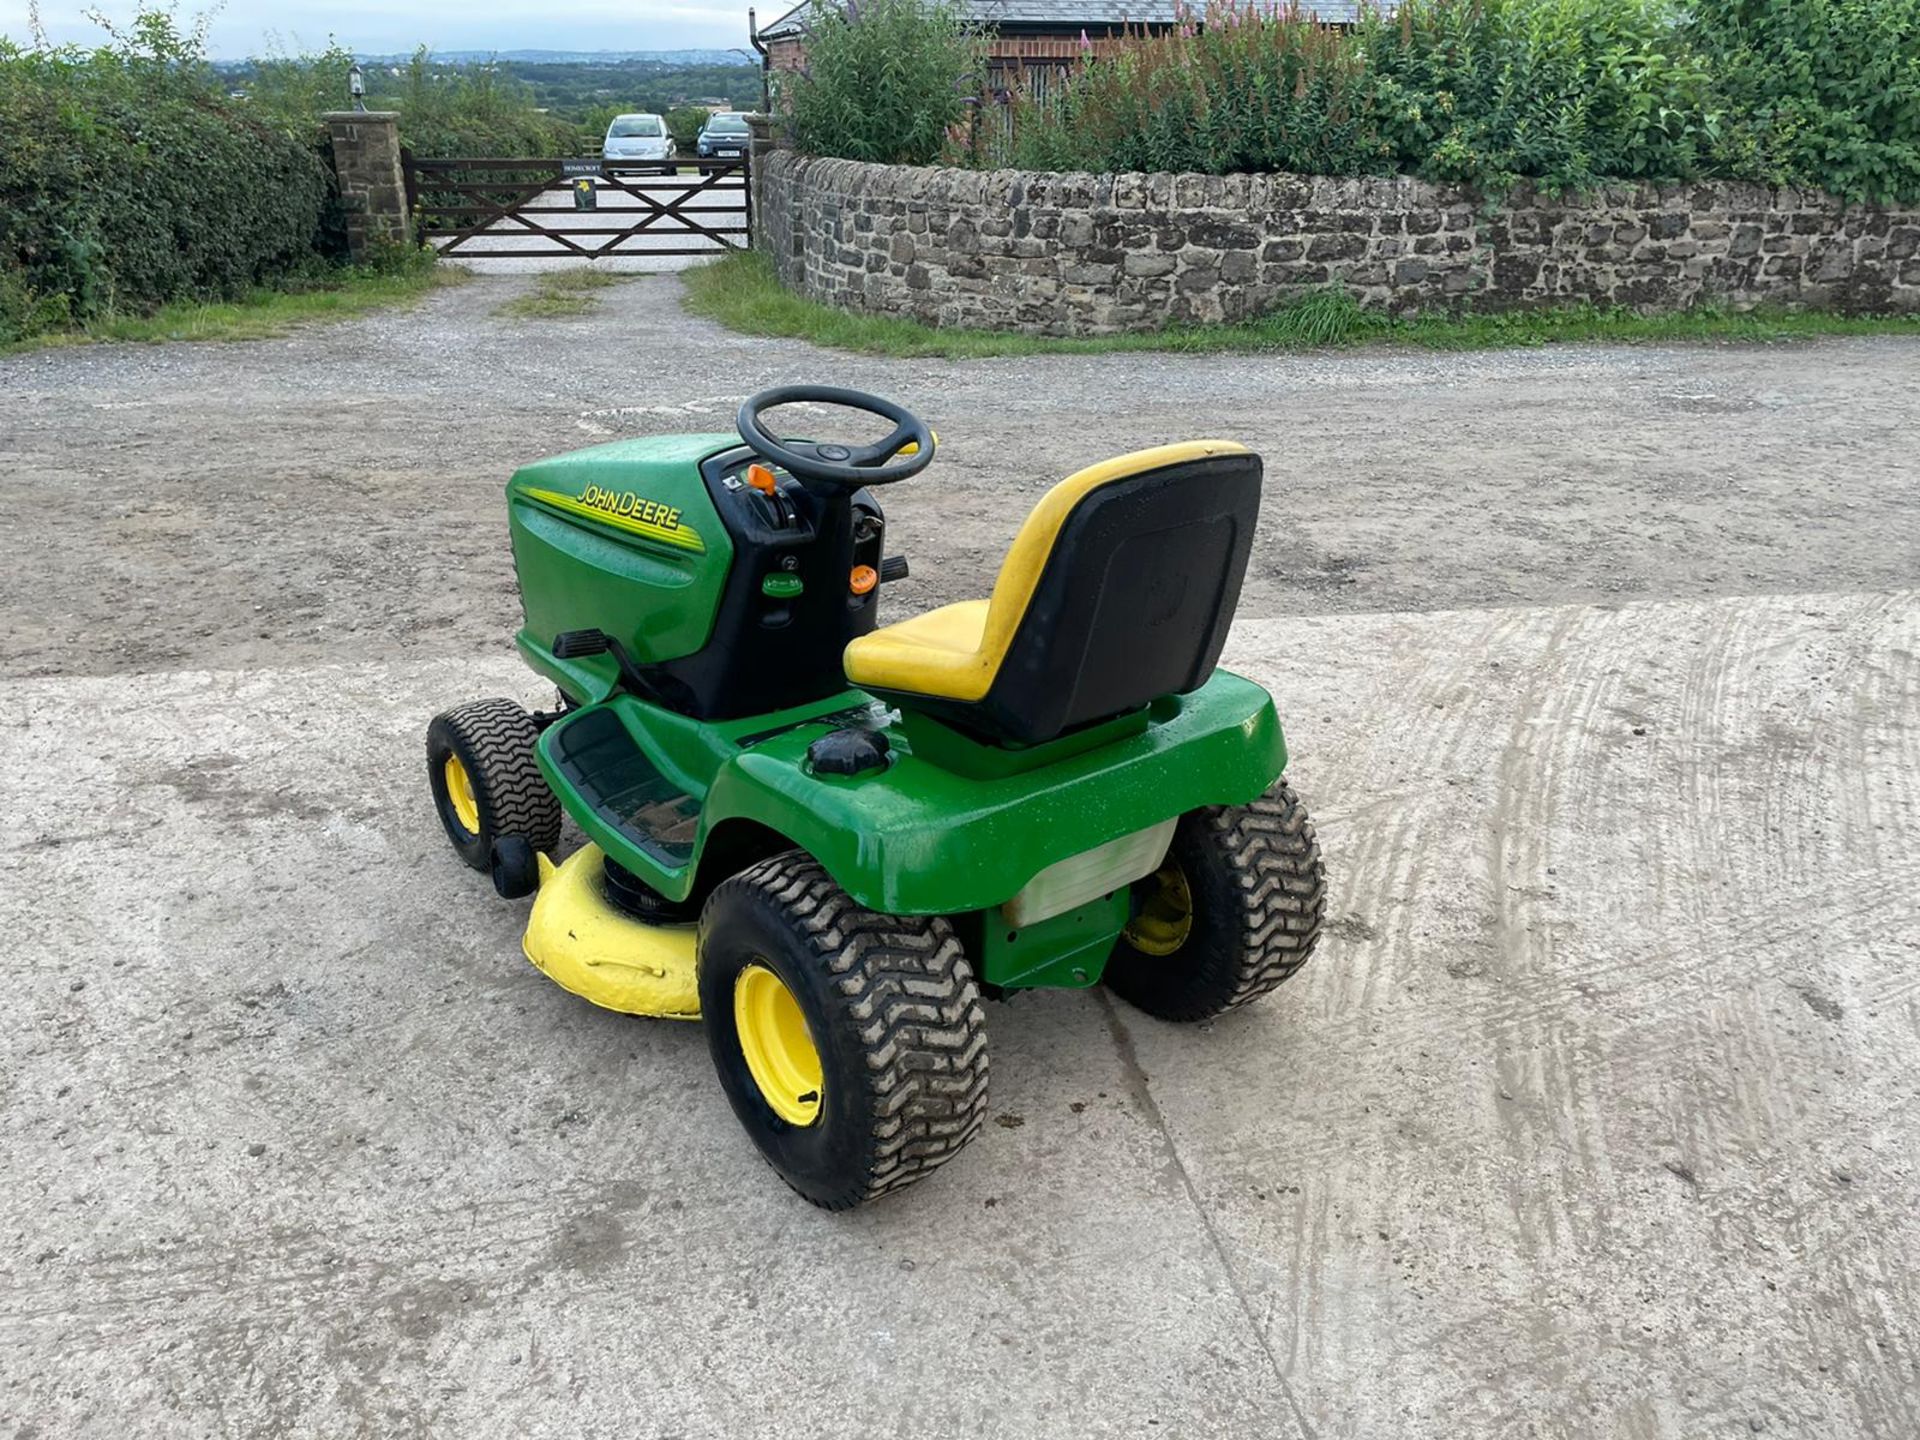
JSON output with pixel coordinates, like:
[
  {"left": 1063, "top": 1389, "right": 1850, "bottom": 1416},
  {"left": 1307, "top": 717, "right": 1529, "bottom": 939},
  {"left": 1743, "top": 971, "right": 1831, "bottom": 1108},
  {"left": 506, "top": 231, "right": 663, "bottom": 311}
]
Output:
[{"left": 602, "top": 114, "right": 675, "bottom": 173}]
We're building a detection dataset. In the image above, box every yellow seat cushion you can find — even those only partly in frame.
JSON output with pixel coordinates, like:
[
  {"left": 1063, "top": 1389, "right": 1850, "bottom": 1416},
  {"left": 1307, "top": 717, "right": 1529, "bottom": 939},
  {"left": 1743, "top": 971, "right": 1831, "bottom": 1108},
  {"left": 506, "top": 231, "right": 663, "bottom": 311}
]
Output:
[
  {"left": 843, "top": 599, "right": 992, "bottom": 698},
  {"left": 843, "top": 439, "right": 1249, "bottom": 703}
]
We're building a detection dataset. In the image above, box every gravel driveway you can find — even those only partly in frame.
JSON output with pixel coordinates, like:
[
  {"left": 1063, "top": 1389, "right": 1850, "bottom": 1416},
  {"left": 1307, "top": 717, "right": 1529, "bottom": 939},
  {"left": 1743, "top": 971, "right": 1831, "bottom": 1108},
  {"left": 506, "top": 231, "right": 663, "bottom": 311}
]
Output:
[{"left": 2, "top": 271, "right": 1917, "bottom": 1438}]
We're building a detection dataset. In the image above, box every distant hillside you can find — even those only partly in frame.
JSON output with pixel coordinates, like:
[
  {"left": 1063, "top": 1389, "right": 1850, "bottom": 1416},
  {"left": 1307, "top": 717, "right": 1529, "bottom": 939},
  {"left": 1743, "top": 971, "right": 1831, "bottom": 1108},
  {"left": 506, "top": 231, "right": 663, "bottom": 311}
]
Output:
[
  {"left": 214, "top": 51, "right": 765, "bottom": 121},
  {"left": 353, "top": 49, "right": 756, "bottom": 65}
]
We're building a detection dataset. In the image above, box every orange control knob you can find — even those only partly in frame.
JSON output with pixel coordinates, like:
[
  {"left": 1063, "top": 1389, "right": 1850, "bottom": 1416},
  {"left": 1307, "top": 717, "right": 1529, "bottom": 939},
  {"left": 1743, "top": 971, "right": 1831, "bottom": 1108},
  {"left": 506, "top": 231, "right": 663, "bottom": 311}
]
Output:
[
  {"left": 745, "top": 463, "right": 778, "bottom": 495},
  {"left": 849, "top": 564, "right": 878, "bottom": 596}
]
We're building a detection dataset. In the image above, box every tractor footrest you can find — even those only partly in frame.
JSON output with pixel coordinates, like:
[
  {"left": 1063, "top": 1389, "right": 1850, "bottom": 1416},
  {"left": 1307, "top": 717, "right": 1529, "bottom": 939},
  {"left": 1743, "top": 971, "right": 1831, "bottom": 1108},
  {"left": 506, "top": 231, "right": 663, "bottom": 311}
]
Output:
[{"left": 545, "top": 707, "right": 700, "bottom": 866}]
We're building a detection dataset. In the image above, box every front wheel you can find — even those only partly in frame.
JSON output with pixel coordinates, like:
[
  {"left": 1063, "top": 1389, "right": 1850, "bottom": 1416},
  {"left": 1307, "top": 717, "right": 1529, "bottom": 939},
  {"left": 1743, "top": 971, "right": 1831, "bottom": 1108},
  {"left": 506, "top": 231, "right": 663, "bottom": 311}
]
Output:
[
  {"left": 698, "top": 852, "right": 990, "bottom": 1209},
  {"left": 1105, "top": 780, "right": 1326, "bottom": 1022},
  {"left": 425, "top": 698, "right": 562, "bottom": 872}
]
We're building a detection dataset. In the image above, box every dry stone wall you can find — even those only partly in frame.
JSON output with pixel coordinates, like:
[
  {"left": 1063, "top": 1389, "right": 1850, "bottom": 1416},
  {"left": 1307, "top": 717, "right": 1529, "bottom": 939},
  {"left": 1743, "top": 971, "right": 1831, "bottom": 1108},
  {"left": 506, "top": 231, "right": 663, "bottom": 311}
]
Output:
[{"left": 759, "top": 150, "right": 1920, "bottom": 333}]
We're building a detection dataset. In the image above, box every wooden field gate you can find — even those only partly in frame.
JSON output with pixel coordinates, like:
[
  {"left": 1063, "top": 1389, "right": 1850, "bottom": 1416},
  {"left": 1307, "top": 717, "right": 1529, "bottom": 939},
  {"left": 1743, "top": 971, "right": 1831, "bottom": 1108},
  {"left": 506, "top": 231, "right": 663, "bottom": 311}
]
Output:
[{"left": 402, "top": 154, "right": 751, "bottom": 261}]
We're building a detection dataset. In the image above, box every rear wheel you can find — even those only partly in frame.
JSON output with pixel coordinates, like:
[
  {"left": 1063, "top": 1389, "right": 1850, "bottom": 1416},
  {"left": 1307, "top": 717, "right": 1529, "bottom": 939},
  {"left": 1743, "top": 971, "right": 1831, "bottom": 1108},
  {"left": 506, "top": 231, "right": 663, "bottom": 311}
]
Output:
[
  {"left": 1105, "top": 779, "right": 1325, "bottom": 1022},
  {"left": 425, "top": 698, "right": 562, "bottom": 873},
  {"left": 698, "top": 852, "right": 990, "bottom": 1209}
]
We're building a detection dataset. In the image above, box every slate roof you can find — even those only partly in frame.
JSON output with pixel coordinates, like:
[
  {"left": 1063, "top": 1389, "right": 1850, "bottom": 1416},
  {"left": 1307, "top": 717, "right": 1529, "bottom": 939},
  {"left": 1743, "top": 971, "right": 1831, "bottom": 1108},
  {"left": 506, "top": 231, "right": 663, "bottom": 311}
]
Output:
[{"left": 758, "top": 0, "right": 1366, "bottom": 41}]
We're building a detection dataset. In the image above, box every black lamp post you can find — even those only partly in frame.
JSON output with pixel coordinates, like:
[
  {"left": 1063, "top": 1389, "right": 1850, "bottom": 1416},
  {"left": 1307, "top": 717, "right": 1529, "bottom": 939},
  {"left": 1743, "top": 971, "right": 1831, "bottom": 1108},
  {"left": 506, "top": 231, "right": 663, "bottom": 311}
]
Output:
[{"left": 348, "top": 61, "right": 366, "bottom": 112}]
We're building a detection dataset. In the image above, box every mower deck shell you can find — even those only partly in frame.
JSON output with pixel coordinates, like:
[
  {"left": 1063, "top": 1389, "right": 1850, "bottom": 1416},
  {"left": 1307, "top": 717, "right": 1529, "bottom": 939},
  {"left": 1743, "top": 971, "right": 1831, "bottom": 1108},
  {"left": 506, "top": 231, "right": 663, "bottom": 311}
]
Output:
[{"left": 522, "top": 846, "right": 700, "bottom": 1018}]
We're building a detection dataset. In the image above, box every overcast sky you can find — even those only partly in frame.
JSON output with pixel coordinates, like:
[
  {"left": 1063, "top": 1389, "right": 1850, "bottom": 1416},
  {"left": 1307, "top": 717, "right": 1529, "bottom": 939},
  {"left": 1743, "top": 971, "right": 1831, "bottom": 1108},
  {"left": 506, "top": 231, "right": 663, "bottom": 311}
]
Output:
[{"left": 5, "top": 1, "right": 759, "bottom": 58}]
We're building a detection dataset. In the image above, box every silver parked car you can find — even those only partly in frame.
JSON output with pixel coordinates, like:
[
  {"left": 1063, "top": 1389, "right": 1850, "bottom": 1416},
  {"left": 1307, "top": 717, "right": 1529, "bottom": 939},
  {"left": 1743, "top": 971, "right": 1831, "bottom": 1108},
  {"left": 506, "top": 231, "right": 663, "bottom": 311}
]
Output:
[{"left": 602, "top": 113, "right": 675, "bottom": 173}]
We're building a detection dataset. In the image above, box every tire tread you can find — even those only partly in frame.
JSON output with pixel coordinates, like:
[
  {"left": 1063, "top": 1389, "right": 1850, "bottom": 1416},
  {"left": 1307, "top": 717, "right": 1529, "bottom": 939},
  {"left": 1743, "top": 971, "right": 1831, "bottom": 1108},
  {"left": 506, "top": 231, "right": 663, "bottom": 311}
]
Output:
[
  {"left": 429, "top": 697, "right": 562, "bottom": 858},
  {"left": 1204, "top": 779, "right": 1327, "bottom": 1010},
  {"left": 710, "top": 852, "right": 990, "bottom": 1208}
]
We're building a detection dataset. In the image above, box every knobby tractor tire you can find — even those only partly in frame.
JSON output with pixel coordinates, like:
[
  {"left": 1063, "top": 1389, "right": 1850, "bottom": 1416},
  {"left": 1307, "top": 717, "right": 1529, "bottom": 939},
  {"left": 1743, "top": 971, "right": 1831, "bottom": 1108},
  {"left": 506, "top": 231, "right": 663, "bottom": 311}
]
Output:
[
  {"left": 698, "top": 851, "right": 990, "bottom": 1210},
  {"left": 425, "top": 698, "right": 563, "bottom": 873},
  {"left": 1106, "top": 779, "right": 1326, "bottom": 1023}
]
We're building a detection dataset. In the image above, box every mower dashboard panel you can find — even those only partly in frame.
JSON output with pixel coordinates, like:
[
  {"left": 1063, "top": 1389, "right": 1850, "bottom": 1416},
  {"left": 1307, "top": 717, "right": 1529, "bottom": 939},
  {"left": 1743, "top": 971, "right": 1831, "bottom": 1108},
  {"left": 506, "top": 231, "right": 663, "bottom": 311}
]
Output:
[{"left": 596, "top": 444, "right": 891, "bottom": 721}]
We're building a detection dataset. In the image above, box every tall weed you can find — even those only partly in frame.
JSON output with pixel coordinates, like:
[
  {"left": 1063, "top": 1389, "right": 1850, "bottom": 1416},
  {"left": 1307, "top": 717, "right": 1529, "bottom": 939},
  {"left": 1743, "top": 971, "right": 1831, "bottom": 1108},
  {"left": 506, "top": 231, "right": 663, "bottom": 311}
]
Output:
[
  {"left": 1015, "top": 2, "right": 1389, "bottom": 175},
  {"left": 779, "top": 0, "right": 986, "bottom": 165}
]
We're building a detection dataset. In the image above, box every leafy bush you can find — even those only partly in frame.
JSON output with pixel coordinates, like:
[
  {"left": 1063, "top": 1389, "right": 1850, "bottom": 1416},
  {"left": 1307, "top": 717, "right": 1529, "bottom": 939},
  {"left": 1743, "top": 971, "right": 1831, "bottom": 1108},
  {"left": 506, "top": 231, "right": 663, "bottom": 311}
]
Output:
[
  {"left": 984, "top": 0, "right": 1920, "bottom": 201},
  {"left": 1363, "top": 0, "right": 1716, "bottom": 191},
  {"left": 0, "top": 12, "right": 334, "bottom": 342},
  {"left": 379, "top": 49, "right": 579, "bottom": 158},
  {"left": 668, "top": 105, "right": 712, "bottom": 148},
  {"left": 242, "top": 38, "right": 357, "bottom": 143},
  {"left": 779, "top": 0, "right": 985, "bottom": 165},
  {"left": 1012, "top": 4, "right": 1387, "bottom": 175},
  {"left": 1689, "top": 0, "right": 1920, "bottom": 202}
]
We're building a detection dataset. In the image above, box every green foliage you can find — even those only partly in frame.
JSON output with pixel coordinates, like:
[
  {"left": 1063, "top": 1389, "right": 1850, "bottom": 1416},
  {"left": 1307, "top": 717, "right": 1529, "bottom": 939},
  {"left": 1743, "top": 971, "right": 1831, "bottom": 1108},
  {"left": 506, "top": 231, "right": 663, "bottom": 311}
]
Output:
[
  {"left": 0, "top": 10, "right": 335, "bottom": 344},
  {"left": 224, "top": 46, "right": 757, "bottom": 157},
  {"left": 380, "top": 48, "right": 578, "bottom": 157},
  {"left": 242, "top": 37, "right": 356, "bottom": 142},
  {"left": 780, "top": 0, "right": 986, "bottom": 165},
  {"left": 379, "top": 57, "right": 761, "bottom": 121},
  {"left": 1363, "top": 0, "right": 1716, "bottom": 191},
  {"left": 1011, "top": 5, "right": 1387, "bottom": 175},
  {"left": 993, "top": 0, "right": 1920, "bottom": 200},
  {"left": 667, "top": 105, "right": 712, "bottom": 147},
  {"left": 1688, "top": 0, "right": 1920, "bottom": 202}
]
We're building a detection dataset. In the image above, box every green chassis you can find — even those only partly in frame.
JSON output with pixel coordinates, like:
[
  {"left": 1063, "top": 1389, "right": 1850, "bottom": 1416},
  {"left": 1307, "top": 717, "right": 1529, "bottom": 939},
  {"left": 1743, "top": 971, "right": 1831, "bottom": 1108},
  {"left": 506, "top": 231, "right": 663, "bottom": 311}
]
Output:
[
  {"left": 522, "top": 665, "right": 1286, "bottom": 993},
  {"left": 508, "top": 432, "right": 1289, "bottom": 993}
]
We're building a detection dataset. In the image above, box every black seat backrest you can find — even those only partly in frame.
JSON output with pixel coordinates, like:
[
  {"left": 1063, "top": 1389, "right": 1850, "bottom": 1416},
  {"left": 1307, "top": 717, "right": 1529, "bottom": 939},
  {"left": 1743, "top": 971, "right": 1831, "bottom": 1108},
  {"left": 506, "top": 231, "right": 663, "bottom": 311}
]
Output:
[{"left": 971, "top": 450, "right": 1262, "bottom": 745}]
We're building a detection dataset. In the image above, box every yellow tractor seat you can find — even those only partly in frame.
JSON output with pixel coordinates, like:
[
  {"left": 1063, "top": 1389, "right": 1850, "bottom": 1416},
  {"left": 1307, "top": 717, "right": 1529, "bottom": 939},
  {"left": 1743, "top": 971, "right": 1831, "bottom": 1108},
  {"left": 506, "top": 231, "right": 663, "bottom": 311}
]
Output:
[{"left": 844, "top": 440, "right": 1263, "bottom": 746}]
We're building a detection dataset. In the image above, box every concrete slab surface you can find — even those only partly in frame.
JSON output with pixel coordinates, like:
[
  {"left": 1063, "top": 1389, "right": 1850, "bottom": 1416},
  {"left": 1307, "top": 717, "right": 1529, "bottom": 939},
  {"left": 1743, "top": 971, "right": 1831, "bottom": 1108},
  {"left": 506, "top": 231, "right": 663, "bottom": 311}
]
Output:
[{"left": 4, "top": 590, "right": 1916, "bottom": 1438}]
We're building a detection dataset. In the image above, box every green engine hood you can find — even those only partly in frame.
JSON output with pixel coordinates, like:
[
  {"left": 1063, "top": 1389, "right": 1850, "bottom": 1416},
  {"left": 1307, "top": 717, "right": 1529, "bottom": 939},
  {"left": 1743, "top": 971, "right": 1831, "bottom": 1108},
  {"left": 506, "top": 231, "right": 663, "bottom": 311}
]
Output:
[{"left": 507, "top": 433, "right": 738, "bottom": 699}]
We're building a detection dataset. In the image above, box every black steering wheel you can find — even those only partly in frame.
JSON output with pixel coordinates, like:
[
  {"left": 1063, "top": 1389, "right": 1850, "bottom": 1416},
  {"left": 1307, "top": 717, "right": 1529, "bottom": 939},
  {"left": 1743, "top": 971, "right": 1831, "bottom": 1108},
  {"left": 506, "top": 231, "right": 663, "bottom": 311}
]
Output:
[{"left": 736, "top": 385, "right": 935, "bottom": 489}]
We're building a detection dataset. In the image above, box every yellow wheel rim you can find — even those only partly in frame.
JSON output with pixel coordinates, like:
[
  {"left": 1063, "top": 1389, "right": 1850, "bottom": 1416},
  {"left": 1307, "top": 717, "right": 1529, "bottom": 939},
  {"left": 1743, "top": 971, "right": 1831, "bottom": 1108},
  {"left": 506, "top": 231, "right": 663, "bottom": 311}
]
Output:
[
  {"left": 444, "top": 753, "right": 481, "bottom": 835},
  {"left": 734, "top": 964, "right": 824, "bottom": 1127},
  {"left": 1124, "top": 860, "right": 1193, "bottom": 956}
]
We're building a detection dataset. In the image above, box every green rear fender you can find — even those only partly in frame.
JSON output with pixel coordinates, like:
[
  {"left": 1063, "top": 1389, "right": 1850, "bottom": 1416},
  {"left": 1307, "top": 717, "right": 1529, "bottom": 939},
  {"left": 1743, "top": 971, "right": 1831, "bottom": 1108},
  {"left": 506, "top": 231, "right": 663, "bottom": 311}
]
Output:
[{"left": 699, "top": 670, "right": 1288, "bottom": 915}]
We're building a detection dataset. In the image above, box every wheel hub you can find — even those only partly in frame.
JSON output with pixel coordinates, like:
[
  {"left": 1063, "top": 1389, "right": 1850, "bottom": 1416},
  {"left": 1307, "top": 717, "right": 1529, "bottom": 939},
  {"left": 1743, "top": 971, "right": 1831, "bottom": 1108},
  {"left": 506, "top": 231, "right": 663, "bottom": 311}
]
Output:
[
  {"left": 443, "top": 753, "right": 480, "bottom": 834},
  {"left": 1124, "top": 860, "right": 1193, "bottom": 956},
  {"left": 734, "top": 964, "right": 824, "bottom": 1126}
]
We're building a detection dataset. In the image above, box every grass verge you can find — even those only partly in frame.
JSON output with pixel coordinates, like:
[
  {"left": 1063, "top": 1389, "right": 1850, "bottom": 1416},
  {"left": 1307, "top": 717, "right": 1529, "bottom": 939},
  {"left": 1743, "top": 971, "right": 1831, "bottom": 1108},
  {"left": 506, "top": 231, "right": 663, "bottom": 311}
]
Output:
[
  {"left": 2, "top": 256, "right": 466, "bottom": 355},
  {"left": 494, "top": 269, "right": 631, "bottom": 319},
  {"left": 682, "top": 249, "right": 1920, "bottom": 358}
]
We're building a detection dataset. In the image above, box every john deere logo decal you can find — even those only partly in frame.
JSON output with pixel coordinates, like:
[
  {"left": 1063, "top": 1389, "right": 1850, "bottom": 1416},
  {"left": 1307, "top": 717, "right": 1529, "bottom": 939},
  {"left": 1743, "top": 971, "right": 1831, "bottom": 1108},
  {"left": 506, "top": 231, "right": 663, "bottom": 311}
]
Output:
[{"left": 523, "top": 484, "right": 706, "bottom": 554}]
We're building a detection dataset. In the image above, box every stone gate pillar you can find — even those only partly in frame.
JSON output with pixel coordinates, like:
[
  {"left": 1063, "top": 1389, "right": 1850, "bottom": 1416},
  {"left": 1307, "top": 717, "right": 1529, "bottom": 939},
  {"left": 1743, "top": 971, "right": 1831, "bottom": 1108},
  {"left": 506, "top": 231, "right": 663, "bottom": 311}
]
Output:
[
  {"left": 324, "top": 112, "right": 413, "bottom": 261},
  {"left": 746, "top": 113, "right": 775, "bottom": 254}
]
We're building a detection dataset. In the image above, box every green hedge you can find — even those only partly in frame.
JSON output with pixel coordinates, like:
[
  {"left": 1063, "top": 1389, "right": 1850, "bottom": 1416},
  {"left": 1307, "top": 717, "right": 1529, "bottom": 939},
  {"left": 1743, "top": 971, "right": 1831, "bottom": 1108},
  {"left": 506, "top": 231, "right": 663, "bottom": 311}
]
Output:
[
  {"left": 1688, "top": 0, "right": 1920, "bottom": 201},
  {"left": 995, "top": 0, "right": 1920, "bottom": 203},
  {"left": 0, "top": 29, "right": 335, "bottom": 341}
]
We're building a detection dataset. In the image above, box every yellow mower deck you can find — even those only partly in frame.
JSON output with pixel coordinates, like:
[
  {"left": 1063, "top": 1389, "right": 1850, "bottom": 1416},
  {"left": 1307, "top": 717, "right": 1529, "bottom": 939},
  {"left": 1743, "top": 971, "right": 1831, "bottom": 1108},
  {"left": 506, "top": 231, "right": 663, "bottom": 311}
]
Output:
[{"left": 522, "top": 845, "right": 700, "bottom": 1020}]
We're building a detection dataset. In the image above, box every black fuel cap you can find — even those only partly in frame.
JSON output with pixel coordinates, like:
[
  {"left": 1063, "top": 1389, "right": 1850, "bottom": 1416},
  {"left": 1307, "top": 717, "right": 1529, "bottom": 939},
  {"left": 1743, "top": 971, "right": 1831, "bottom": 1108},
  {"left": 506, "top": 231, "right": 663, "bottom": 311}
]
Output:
[{"left": 808, "top": 727, "right": 891, "bottom": 776}]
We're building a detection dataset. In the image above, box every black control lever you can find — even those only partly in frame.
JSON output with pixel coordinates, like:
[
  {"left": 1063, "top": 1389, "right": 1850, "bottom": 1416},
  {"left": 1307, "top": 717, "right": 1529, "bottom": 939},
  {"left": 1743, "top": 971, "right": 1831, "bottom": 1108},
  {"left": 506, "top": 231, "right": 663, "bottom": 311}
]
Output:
[
  {"left": 879, "top": 555, "right": 909, "bottom": 583},
  {"left": 552, "top": 629, "right": 664, "bottom": 704}
]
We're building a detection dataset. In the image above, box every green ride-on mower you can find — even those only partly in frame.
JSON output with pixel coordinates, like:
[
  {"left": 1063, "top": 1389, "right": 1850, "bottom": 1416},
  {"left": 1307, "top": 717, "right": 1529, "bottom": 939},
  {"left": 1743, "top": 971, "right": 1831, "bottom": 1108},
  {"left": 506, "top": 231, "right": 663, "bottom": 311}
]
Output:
[{"left": 425, "top": 386, "right": 1326, "bottom": 1209}]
